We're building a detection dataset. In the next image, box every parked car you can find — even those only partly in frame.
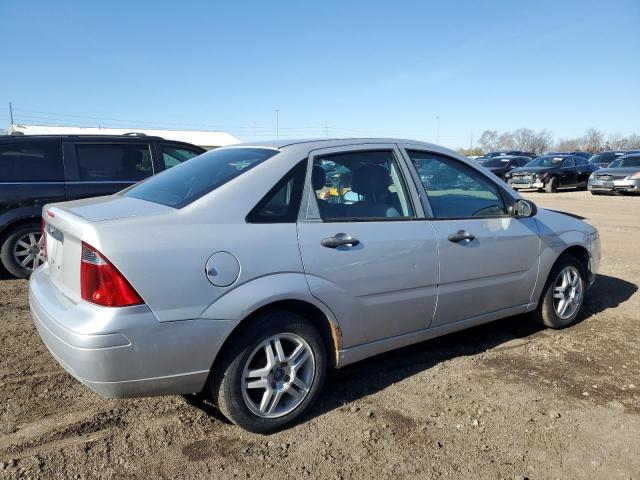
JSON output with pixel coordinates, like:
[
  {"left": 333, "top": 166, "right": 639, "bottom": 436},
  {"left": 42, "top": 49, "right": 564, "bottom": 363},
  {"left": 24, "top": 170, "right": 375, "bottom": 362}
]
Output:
[
  {"left": 588, "top": 150, "right": 640, "bottom": 168},
  {"left": 588, "top": 153, "right": 640, "bottom": 195},
  {"left": 507, "top": 154, "right": 598, "bottom": 192},
  {"left": 0, "top": 134, "right": 205, "bottom": 278},
  {"left": 481, "top": 155, "right": 532, "bottom": 180},
  {"left": 482, "top": 150, "right": 537, "bottom": 159},
  {"left": 30, "top": 138, "right": 600, "bottom": 433},
  {"left": 547, "top": 151, "right": 593, "bottom": 160}
]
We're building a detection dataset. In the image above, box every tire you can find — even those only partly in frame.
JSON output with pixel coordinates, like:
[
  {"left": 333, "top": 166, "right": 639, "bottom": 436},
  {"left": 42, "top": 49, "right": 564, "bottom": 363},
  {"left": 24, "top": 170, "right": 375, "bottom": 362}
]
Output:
[
  {"left": 590, "top": 190, "right": 602, "bottom": 196},
  {"left": 210, "top": 310, "right": 327, "bottom": 433},
  {"left": 0, "top": 222, "right": 44, "bottom": 279},
  {"left": 544, "top": 176, "right": 558, "bottom": 193},
  {"left": 530, "top": 254, "right": 586, "bottom": 329}
]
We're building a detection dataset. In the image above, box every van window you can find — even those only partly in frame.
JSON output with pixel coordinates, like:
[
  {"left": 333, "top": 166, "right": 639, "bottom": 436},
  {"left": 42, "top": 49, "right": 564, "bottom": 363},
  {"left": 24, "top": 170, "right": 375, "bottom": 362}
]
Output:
[
  {"left": 0, "top": 141, "right": 64, "bottom": 182},
  {"left": 76, "top": 144, "right": 153, "bottom": 181}
]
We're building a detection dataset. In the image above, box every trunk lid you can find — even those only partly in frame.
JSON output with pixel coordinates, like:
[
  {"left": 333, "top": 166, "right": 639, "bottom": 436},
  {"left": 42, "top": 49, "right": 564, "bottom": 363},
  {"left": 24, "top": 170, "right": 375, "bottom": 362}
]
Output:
[{"left": 42, "top": 195, "right": 174, "bottom": 302}]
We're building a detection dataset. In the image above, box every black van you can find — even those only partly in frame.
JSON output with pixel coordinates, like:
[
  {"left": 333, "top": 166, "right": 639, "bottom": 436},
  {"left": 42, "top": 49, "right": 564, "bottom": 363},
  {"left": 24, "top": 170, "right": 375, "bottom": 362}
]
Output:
[{"left": 0, "top": 134, "right": 205, "bottom": 278}]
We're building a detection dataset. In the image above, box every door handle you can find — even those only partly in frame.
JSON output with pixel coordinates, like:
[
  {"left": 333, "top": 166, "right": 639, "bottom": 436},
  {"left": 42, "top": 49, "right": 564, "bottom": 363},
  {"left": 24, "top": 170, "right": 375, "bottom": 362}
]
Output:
[
  {"left": 447, "top": 230, "right": 475, "bottom": 243},
  {"left": 321, "top": 233, "right": 360, "bottom": 248}
]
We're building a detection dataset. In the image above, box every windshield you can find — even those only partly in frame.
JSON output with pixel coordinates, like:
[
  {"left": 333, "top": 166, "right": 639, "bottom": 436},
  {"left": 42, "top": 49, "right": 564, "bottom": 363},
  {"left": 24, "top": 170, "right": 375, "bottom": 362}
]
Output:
[
  {"left": 524, "top": 155, "right": 565, "bottom": 168},
  {"left": 124, "top": 147, "right": 278, "bottom": 208},
  {"left": 483, "top": 158, "right": 511, "bottom": 167},
  {"left": 589, "top": 152, "right": 622, "bottom": 164},
  {"left": 608, "top": 157, "right": 640, "bottom": 168},
  {"left": 484, "top": 152, "right": 506, "bottom": 159}
]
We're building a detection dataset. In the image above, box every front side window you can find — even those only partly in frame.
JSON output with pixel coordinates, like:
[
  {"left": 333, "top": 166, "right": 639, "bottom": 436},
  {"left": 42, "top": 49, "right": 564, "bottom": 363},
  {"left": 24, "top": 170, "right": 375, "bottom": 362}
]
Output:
[
  {"left": 161, "top": 145, "right": 201, "bottom": 169},
  {"left": 76, "top": 144, "right": 153, "bottom": 181},
  {"left": 124, "top": 147, "right": 278, "bottom": 208},
  {"left": 0, "top": 141, "right": 64, "bottom": 182},
  {"left": 407, "top": 150, "right": 507, "bottom": 219},
  {"left": 311, "top": 150, "right": 414, "bottom": 220},
  {"left": 563, "top": 158, "right": 575, "bottom": 168}
]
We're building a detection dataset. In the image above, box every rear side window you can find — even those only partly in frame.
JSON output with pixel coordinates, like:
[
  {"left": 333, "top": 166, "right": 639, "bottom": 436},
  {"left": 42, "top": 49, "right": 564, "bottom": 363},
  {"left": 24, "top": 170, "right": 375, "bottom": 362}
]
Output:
[
  {"left": 124, "top": 147, "right": 278, "bottom": 208},
  {"left": 0, "top": 141, "right": 64, "bottom": 182},
  {"left": 247, "top": 160, "right": 306, "bottom": 223},
  {"left": 76, "top": 144, "right": 153, "bottom": 181},
  {"left": 161, "top": 145, "right": 202, "bottom": 169}
]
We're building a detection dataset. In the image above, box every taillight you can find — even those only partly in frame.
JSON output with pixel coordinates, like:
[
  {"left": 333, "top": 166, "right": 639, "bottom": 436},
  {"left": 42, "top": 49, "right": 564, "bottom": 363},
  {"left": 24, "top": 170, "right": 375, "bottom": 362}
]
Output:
[
  {"left": 80, "top": 242, "right": 143, "bottom": 307},
  {"left": 41, "top": 218, "right": 47, "bottom": 260}
]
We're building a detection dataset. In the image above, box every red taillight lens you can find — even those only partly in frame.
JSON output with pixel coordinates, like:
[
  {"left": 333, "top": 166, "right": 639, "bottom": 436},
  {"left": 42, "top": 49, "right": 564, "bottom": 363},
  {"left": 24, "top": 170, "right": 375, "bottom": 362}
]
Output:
[
  {"left": 41, "top": 218, "right": 47, "bottom": 260},
  {"left": 80, "top": 242, "right": 143, "bottom": 307}
]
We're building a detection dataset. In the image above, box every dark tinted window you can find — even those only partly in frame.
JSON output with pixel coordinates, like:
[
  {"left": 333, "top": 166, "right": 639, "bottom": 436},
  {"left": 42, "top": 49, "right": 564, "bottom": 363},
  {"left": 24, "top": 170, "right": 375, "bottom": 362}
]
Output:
[
  {"left": 575, "top": 158, "right": 586, "bottom": 166},
  {"left": 609, "top": 156, "right": 640, "bottom": 168},
  {"left": 483, "top": 157, "right": 511, "bottom": 167},
  {"left": 161, "top": 145, "right": 201, "bottom": 169},
  {"left": 76, "top": 144, "right": 153, "bottom": 181},
  {"left": 0, "top": 141, "right": 63, "bottom": 182},
  {"left": 563, "top": 158, "right": 575, "bottom": 168},
  {"left": 589, "top": 152, "right": 623, "bottom": 164},
  {"left": 408, "top": 150, "right": 507, "bottom": 219},
  {"left": 247, "top": 161, "right": 306, "bottom": 223},
  {"left": 312, "top": 150, "right": 414, "bottom": 220},
  {"left": 125, "top": 147, "right": 278, "bottom": 208}
]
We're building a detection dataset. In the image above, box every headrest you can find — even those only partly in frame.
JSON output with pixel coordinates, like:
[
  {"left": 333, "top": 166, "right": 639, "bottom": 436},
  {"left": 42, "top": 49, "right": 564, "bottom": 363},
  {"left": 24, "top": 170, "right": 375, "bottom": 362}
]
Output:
[
  {"left": 351, "top": 164, "right": 390, "bottom": 195},
  {"left": 312, "top": 165, "right": 326, "bottom": 191}
]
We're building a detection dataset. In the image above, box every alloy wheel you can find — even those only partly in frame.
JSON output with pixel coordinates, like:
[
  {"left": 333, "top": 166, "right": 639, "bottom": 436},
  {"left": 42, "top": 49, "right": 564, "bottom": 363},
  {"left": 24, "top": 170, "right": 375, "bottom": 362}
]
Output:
[
  {"left": 553, "top": 265, "right": 583, "bottom": 320},
  {"left": 241, "top": 333, "right": 315, "bottom": 418},
  {"left": 13, "top": 232, "right": 45, "bottom": 271}
]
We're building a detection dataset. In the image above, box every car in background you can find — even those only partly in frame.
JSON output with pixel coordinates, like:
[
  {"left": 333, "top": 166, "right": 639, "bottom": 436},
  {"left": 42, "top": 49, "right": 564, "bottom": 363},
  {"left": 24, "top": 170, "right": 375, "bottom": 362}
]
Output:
[
  {"left": 30, "top": 137, "right": 600, "bottom": 433},
  {"left": 481, "top": 155, "right": 532, "bottom": 181},
  {"left": 588, "top": 150, "right": 640, "bottom": 168},
  {"left": 507, "top": 154, "right": 598, "bottom": 193},
  {"left": 479, "top": 150, "right": 537, "bottom": 161},
  {"left": 0, "top": 134, "right": 205, "bottom": 278},
  {"left": 547, "top": 151, "right": 592, "bottom": 160},
  {"left": 588, "top": 153, "right": 640, "bottom": 195}
]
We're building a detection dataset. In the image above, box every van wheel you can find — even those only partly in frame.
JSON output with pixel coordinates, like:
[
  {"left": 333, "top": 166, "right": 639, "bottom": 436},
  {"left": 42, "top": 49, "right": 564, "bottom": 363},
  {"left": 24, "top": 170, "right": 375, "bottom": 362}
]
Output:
[
  {"left": 210, "top": 310, "right": 327, "bottom": 433},
  {"left": 530, "top": 255, "right": 586, "bottom": 329},
  {"left": 0, "top": 222, "right": 44, "bottom": 279},
  {"left": 545, "top": 177, "right": 558, "bottom": 193}
]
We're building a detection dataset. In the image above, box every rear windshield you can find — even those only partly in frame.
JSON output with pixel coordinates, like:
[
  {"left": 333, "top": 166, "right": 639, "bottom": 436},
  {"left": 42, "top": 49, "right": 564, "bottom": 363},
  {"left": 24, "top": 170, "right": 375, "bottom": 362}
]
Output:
[{"left": 123, "top": 147, "right": 278, "bottom": 208}]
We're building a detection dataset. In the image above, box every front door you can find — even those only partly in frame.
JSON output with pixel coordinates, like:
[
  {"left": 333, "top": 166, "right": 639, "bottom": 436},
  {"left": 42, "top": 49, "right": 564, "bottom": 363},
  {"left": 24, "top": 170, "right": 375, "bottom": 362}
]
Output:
[
  {"left": 402, "top": 148, "right": 540, "bottom": 327},
  {"left": 297, "top": 145, "right": 438, "bottom": 348}
]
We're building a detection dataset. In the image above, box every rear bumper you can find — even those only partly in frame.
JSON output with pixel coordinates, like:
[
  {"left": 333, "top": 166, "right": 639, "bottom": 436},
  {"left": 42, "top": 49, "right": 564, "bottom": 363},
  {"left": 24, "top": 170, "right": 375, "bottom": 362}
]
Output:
[
  {"left": 29, "top": 266, "right": 236, "bottom": 398},
  {"left": 588, "top": 178, "right": 640, "bottom": 193}
]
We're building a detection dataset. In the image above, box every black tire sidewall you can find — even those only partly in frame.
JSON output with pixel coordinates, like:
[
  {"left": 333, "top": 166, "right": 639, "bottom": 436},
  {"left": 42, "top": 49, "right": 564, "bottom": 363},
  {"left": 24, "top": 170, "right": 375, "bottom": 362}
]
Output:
[
  {"left": 211, "top": 310, "right": 327, "bottom": 433},
  {"left": 539, "top": 255, "right": 586, "bottom": 329},
  {"left": 0, "top": 222, "right": 41, "bottom": 279},
  {"left": 545, "top": 177, "right": 558, "bottom": 193}
]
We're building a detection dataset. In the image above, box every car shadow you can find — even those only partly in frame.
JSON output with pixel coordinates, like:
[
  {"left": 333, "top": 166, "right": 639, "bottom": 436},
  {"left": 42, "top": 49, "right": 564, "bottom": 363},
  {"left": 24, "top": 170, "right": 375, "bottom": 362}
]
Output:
[{"left": 185, "top": 274, "right": 636, "bottom": 432}]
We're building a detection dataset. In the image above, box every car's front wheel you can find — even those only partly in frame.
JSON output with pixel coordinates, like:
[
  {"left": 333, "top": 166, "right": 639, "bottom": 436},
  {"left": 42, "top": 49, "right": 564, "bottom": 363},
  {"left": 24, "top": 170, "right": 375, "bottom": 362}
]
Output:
[
  {"left": 1, "top": 222, "right": 45, "bottom": 279},
  {"left": 545, "top": 176, "right": 558, "bottom": 193},
  {"left": 530, "top": 254, "right": 586, "bottom": 329},
  {"left": 210, "top": 310, "right": 327, "bottom": 433}
]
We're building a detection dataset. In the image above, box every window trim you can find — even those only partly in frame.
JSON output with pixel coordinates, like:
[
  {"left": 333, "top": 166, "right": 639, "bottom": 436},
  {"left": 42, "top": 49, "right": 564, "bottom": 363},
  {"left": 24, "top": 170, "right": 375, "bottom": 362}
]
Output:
[
  {"left": 402, "top": 148, "right": 515, "bottom": 221},
  {"left": 301, "top": 144, "right": 422, "bottom": 223}
]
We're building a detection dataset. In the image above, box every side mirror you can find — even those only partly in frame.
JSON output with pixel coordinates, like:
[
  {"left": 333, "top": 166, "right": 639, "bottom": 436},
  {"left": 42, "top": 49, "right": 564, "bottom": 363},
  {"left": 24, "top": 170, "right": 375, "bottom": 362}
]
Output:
[{"left": 512, "top": 198, "right": 537, "bottom": 218}]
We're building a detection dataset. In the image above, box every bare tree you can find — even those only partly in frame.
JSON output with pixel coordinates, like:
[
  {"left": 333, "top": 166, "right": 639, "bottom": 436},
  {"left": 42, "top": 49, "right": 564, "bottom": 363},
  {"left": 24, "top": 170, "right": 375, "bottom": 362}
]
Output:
[
  {"left": 581, "top": 127, "right": 605, "bottom": 153},
  {"left": 533, "top": 129, "right": 553, "bottom": 154},
  {"left": 477, "top": 130, "right": 500, "bottom": 153},
  {"left": 556, "top": 138, "right": 581, "bottom": 152},
  {"left": 626, "top": 134, "right": 640, "bottom": 149},
  {"left": 498, "top": 132, "right": 515, "bottom": 150}
]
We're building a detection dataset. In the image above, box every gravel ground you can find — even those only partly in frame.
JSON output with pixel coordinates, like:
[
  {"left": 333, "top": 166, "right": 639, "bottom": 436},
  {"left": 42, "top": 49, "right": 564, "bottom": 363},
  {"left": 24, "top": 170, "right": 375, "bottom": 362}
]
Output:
[{"left": 1, "top": 190, "right": 638, "bottom": 480}]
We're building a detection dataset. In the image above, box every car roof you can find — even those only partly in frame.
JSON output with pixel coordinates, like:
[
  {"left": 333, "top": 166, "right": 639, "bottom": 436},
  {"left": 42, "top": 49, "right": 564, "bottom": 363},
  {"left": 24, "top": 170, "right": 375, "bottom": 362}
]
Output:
[
  {"left": 0, "top": 133, "right": 165, "bottom": 141},
  {"left": 232, "top": 137, "right": 438, "bottom": 150}
]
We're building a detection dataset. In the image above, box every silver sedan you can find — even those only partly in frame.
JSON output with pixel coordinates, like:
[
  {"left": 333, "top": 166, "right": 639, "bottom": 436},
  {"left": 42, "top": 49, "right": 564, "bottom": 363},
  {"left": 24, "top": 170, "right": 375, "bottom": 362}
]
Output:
[
  {"left": 588, "top": 153, "right": 640, "bottom": 194},
  {"left": 30, "top": 138, "right": 601, "bottom": 432}
]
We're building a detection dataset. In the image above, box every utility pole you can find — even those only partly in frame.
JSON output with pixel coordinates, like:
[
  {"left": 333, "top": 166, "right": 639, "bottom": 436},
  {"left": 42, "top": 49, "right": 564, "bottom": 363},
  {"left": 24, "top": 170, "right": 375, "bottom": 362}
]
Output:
[
  {"left": 275, "top": 109, "right": 280, "bottom": 138},
  {"left": 9, "top": 102, "right": 14, "bottom": 124}
]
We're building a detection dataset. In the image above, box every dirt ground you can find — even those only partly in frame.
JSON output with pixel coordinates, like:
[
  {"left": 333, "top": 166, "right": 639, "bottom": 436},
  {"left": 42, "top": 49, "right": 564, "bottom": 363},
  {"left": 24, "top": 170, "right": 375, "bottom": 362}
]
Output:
[{"left": 1, "top": 190, "right": 638, "bottom": 480}]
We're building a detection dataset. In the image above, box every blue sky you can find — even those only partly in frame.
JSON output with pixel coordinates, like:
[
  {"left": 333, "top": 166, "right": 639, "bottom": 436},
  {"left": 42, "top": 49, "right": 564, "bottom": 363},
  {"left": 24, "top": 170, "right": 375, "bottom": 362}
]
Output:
[{"left": 1, "top": 0, "right": 638, "bottom": 148}]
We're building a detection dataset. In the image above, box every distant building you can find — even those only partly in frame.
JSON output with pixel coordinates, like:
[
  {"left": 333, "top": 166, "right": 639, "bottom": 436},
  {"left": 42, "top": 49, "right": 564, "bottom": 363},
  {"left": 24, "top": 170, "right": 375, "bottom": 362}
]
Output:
[{"left": 6, "top": 124, "right": 240, "bottom": 150}]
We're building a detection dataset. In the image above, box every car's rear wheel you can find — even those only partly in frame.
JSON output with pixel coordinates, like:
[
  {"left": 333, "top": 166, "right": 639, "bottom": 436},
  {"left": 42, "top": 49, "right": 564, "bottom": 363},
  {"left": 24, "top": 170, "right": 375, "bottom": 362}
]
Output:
[
  {"left": 210, "top": 310, "right": 327, "bottom": 433},
  {"left": 1, "top": 222, "right": 44, "bottom": 279},
  {"left": 545, "top": 176, "right": 558, "bottom": 193},
  {"left": 530, "top": 255, "right": 586, "bottom": 329}
]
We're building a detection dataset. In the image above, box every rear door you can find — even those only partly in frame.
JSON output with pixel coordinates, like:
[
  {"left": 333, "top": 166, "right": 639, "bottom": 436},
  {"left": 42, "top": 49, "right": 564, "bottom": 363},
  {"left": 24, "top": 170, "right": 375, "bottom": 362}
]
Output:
[
  {"left": 574, "top": 158, "right": 590, "bottom": 185},
  {"left": 401, "top": 147, "right": 540, "bottom": 327},
  {"left": 64, "top": 141, "right": 155, "bottom": 200},
  {"left": 296, "top": 144, "right": 438, "bottom": 348}
]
